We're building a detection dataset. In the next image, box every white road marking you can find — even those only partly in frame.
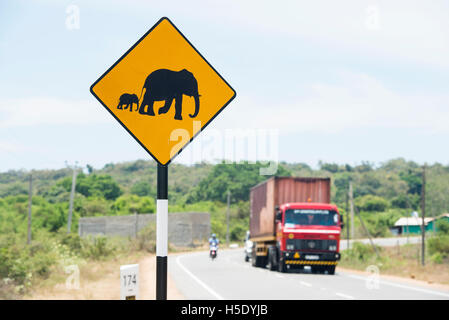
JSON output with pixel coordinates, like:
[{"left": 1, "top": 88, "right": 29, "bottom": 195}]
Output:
[
  {"left": 176, "top": 255, "right": 224, "bottom": 300},
  {"left": 336, "top": 292, "right": 354, "bottom": 299},
  {"left": 342, "top": 273, "right": 449, "bottom": 298},
  {"left": 300, "top": 281, "right": 312, "bottom": 287},
  {"left": 275, "top": 274, "right": 284, "bottom": 279}
]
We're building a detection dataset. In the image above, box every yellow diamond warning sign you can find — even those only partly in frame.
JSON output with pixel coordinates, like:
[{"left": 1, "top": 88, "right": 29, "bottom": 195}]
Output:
[{"left": 90, "top": 17, "right": 236, "bottom": 165}]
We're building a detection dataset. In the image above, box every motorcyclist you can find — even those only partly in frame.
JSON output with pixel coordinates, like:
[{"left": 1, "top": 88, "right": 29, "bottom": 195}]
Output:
[{"left": 209, "top": 234, "right": 219, "bottom": 257}]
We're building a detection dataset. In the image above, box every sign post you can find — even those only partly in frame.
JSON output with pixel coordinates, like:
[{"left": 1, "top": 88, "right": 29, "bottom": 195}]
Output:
[
  {"left": 156, "top": 164, "right": 168, "bottom": 299},
  {"left": 90, "top": 17, "right": 236, "bottom": 300}
]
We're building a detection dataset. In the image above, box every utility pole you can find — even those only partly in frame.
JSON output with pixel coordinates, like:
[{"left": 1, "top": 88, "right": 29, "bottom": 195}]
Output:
[
  {"left": 345, "top": 190, "right": 349, "bottom": 250},
  {"left": 355, "top": 206, "right": 380, "bottom": 259},
  {"left": 134, "top": 210, "right": 139, "bottom": 239},
  {"left": 349, "top": 181, "right": 355, "bottom": 240},
  {"left": 27, "top": 174, "right": 32, "bottom": 245},
  {"left": 421, "top": 164, "right": 426, "bottom": 266},
  {"left": 406, "top": 215, "right": 409, "bottom": 244},
  {"left": 67, "top": 162, "right": 78, "bottom": 234},
  {"left": 226, "top": 190, "right": 230, "bottom": 246}
]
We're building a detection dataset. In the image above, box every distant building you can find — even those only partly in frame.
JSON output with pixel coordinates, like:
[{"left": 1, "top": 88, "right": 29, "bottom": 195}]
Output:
[{"left": 393, "top": 213, "right": 449, "bottom": 235}]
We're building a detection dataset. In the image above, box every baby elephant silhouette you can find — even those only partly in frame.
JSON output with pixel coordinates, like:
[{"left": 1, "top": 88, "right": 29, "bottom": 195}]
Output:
[{"left": 117, "top": 93, "right": 139, "bottom": 112}]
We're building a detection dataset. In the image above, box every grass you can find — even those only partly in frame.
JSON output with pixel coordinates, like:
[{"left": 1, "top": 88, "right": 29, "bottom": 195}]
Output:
[
  {"left": 15, "top": 227, "right": 208, "bottom": 299},
  {"left": 25, "top": 250, "right": 147, "bottom": 299},
  {"left": 339, "top": 240, "right": 449, "bottom": 285}
]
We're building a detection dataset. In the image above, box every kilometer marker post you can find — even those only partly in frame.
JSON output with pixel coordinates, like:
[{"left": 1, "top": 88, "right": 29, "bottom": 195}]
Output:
[{"left": 156, "top": 164, "right": 168, "bottom": 300}]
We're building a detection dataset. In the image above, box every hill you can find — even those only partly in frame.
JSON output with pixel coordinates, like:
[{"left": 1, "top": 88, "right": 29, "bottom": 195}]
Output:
[{"left": 1, "top": 158, "right": 449, "bottom": 240}]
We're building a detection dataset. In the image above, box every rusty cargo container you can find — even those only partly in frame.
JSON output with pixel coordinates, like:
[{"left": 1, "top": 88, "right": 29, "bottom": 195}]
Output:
[{"left": 249, "top": 177, "right": 331, "bottom": 239}]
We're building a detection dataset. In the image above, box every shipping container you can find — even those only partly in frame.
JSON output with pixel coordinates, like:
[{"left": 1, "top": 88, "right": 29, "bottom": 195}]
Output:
[{"left": 249, "top": 177, "right": 331, "bottom": 238}]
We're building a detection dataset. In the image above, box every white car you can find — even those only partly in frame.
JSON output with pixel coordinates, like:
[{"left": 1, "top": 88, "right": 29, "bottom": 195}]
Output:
[{"left": 244, "top": 230, "right": 253, "bottom": 262}]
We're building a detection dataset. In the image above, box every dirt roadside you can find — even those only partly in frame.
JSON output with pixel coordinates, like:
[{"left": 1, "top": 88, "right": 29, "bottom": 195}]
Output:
[
  {"left": 26, "top": 253, "right": 184, "bottom": 300},
  {"left": 337, "top": 266, "right": 449, "bottom": 292}
]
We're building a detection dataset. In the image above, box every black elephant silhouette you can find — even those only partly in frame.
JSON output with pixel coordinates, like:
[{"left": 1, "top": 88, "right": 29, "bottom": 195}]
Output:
[
  {"left": 117, "top": 93, "right": 139, "bottom": 112},
  {"left": 138, "top": 69, "right": 200, "bottom": 120}
]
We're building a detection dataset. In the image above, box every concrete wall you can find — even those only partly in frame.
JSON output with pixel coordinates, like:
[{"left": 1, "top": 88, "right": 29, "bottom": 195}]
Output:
[{"left": 78, "top": 212, "right": 210, "bottom": 247}]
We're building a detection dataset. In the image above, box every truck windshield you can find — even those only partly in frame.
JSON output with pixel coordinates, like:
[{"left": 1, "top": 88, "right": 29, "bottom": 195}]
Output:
[{"left": 284, "top": 209, "right": 338, "bottom": 226}]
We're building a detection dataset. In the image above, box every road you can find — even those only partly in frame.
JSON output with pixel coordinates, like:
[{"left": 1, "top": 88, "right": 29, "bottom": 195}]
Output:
[{"left": 169, "top": 248, "right": 449, "bottom": 300}]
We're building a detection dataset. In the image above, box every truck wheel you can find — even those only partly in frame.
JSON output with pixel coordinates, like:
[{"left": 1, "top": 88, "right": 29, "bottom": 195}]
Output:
[
  {"left": 278, "top": 260, "right": 286, "bottom": 273},
  {"left": 251, "top": 247, "right": 257, "bottom": 267},
  {"left": 327, "top": 266, "right": 336, "bottom": 275},
  {"left": 251, "top": 247, "right": 265, "bottom": 268},
  {"left": 267, "top": 247, "right": 277, "bottom": 271},
  {"left": 255, "top": 256, "right": 265, "bottom": 268}
]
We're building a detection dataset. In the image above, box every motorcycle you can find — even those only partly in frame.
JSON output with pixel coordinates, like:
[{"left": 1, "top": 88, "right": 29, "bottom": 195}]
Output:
[{"left": 209, "top": 245, "right": 218, "bottom": 260}]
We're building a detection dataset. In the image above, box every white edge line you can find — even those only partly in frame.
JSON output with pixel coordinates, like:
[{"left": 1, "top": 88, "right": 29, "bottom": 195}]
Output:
[
  {"left": 341, "top": 273, "right": 449, "bottom": 298},
  {"left": 336, "top": 292, "right": 354, "bottom": 300},
  {"left": 176, "top": 255, "right": 224, "bottom": 300},
  {"left": 300, "top": 281, "right": 312, "bottom": 287}
]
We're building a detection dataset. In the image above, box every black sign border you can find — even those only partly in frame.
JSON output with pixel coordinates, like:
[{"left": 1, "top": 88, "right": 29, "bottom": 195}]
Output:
[{"left": 90, "top": 17, "right": 236, "bottom": 166}]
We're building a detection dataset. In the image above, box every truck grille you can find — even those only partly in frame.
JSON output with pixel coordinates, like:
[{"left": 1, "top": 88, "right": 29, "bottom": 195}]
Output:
[{"left": 286, "top": 239, "right": 337, "bottom": 251}]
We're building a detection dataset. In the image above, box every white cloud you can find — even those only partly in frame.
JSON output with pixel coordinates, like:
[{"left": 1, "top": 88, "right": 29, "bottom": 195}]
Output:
[
  {"left": 141, "top": 0, "right": 449, "bottom": 68},
  {"left": 0, "top": 140, "right": 24, "bottom": 153},
  {"left": 0, "top": 97, "right": 110, "bottom": 128},
  {"left": 215, "top": 71, "right": 449, "bottom": 134}
]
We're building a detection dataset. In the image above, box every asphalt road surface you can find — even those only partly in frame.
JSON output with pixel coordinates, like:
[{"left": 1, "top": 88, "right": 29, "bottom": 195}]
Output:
[{"left": 169, "top": 248, "right": 449, "bottom": 300}]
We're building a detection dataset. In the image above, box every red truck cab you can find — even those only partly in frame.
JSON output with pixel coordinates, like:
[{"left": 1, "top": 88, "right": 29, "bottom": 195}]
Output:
[
  {"left": 249, "top": 176, "right": 342, "bottom": 275},
  {"left": 273, "top": 202, "right": 342, "bottom": 274}
]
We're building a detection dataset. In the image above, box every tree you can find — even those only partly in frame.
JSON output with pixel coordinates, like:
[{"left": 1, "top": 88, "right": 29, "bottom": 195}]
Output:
[
  {"left": 436, "top": 219, "right": 449, "bottom": 235},
  {"left": 391, "top": 194, "right": 409, "bottom": 209},
  {"left": 355, "top": 195, "right": 389, "bottom": 212},
  {"left": 354, "top": 161, "right": 374, "bottom": 173},
  {"left": 319, "top": 162, "right": 340, "bottom": 173},
  {"left": 86, "top": 164, "right": 94, "bottom": 174},
  {"left": 130, "top": 181, "right": 153, "bottom": 197},
  {"left": 186, "top": 161, "right": 291, "bottom": 203},
  {"left": 0, "top": 183, "right": 28, "bottom": 197},
  {"left": 75, "top": 174, "right": 122, "bottom": 200},
  {"left": 399, "top": 169, "right": 422, "bottom": 195}
]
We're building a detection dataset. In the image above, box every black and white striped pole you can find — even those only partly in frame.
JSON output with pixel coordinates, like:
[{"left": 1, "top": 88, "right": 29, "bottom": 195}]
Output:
[{"left": 156, "top": 164, "right": 168, "bottom": 300}]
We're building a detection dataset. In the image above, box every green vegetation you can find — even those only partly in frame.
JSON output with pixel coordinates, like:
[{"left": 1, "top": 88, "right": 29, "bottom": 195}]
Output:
[
  {"left": 427, "top": 220, "right": 449, "bottom": 264},
  {"left": 186, "top": 162, "right": 290, "bottom": 203},
  {"left": 340, "top": 242, "right": 384, "bottom": 269},
  {"left": 0, "top": 231, "right": 113, "bottom": 298},
  {"left": 339, "top": 238, "right": 449, "bottom": 285},
  {"left": 340, "top": 221, "right": 449, "bottom": 283},
  {"left": 2, "top": 158, "right": 449, "bottom": 241},
  {"left": 0, "top": 225, "right": 158, "bottom": 298}
]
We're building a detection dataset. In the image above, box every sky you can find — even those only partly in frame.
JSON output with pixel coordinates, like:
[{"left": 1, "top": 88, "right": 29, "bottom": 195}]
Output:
[{"left": 1, "top": 0, "right": 449, "bottom": 172}]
